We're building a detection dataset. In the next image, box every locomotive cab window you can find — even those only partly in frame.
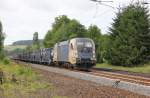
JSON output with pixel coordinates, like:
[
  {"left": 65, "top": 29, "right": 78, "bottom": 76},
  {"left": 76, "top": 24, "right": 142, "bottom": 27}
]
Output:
[
  {"left": 85, "top": 42, "right": 92, "bottom": 48},
  {"left": 76, "top": 40, "right": 93, "bottom": 53}
]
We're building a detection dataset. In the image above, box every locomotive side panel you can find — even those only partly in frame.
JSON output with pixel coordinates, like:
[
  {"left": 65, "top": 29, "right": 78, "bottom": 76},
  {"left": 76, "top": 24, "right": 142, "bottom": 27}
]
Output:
[
  {"left": 56, "top": 41, "right": 69, "bottom": 63},
  {"left": 68, "top": 39, "right": 77, "bottom": 65},
  {"left": 58, "top": 44, "right": 69, "bottom": 62}
]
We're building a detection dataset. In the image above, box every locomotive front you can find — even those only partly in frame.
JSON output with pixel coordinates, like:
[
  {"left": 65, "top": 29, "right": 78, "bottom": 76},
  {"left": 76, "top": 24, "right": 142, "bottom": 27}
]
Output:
[{"left": 75, "top": 38, "right": 96, "bottom": 69}]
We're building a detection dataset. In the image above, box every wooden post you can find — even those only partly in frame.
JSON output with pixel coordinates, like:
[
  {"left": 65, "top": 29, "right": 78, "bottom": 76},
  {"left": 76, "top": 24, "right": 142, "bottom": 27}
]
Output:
[
  {"left": 0, "top": 68, "right": 4, "bottom": 84},
  {"left": 12, "top": 74, "right": 17, "bottom": 83}
]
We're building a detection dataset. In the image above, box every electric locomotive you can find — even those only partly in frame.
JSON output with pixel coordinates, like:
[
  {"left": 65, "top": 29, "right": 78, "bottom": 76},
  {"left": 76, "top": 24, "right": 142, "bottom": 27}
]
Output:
[{"left": 53, "top": 38, "right": 96, "bottom": 70}]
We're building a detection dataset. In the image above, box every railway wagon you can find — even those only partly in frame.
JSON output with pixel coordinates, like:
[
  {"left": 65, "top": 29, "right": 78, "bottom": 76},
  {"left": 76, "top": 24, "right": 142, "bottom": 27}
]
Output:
[
  {"left": 41, "top": 48, "right": 53, "bottom": 65},
  {"left": 33, "top": 50, "right": 41, "bottom": 63},
  {"left": 21, "top": 48, "right": 53, "bottom": 64},
  {"left": 53, "top": 38, "right": 96, "bottom": 70}
]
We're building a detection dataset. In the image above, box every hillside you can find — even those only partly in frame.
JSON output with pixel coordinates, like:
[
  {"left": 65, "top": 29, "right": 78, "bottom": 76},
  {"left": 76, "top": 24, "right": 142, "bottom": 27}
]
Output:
[{"left": 12, "top": 39, "right": 43, "bottom": 46}]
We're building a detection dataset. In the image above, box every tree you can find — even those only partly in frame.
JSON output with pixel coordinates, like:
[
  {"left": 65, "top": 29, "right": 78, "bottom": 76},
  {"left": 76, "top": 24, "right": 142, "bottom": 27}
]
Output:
[
  {"left": 32, "top": 32, "right": 40, "bottom": 49},
  {"left": 44, "top": 15, "right": 71, "bottom": 47},
  {"left": 44, "top": 15, "right": 87, "bottom": 47},
  {"left": 108, "top": 2, "right": 150, "bottom": 66},
  {"left": 0, "top": 21, "right": 5, "bottom": 59},
  {"left": 66, "top": 19, "right": 87, "bottom": 38},
  {"left": 44, "top": 30, "right": 53, "bottom": 48}
]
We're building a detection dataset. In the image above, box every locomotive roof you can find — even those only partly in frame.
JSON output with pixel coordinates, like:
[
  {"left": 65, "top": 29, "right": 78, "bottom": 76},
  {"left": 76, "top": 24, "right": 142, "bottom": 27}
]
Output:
[
  {"left": 56, "top": 38, "right": 94, "bottom": 46},
  {"left": 58, "top": 40, "right": 69, "bottom": 46}
]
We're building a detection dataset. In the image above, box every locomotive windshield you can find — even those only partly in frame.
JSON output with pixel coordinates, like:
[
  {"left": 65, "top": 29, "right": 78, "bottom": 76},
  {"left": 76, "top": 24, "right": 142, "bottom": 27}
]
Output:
[{"left": 76, "top": 39, "right": 93, "bottom": 53}]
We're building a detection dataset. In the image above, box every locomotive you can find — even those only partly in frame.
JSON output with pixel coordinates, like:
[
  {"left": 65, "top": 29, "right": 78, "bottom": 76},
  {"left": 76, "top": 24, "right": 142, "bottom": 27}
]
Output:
[{"left": 15, "top": 38, "right": 96, "bottom": 70}]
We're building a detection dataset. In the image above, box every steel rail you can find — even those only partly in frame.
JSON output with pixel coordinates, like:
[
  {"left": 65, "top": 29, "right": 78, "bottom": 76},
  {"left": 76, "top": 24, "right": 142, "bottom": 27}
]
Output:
[{"left": 89, "top": 70, "right": 150, "bottom": 86}]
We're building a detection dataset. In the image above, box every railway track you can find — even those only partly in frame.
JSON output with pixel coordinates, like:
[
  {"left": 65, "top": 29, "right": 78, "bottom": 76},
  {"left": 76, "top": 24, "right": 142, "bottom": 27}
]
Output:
[
  {"left": 66, "top": 66, "right": 150, "bottom": 86},
  {"left": 14, "top": 60, "right": 150, "bottom": 86},
  {"left": 89, "top": 69, "right": 150, "bottom": 86}
]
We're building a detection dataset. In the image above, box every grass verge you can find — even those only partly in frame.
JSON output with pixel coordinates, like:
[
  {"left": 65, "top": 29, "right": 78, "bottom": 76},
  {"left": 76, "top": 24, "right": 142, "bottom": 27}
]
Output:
[
  {"left": 96, "top": 63, "right": 150, "bottom": 73},
  {"left": 0, "top": 61, "right": 68, "bottom": 98}
]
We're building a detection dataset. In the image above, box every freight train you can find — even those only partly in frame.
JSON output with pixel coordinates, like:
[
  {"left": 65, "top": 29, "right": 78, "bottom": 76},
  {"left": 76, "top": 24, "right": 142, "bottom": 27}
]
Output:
[{"left": 14, "top": 38, "right": 96, "bottom": 70}]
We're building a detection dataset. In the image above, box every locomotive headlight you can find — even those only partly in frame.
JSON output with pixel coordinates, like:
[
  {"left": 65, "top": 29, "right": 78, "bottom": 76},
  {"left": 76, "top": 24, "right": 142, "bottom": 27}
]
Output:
[
  {"left": 90, "top": 58, "right": 96, "bottom": 60},
  {"left": 93, "top": 49, "right": 96, "bottom": 58},
  {"left": 93, "top": 54, "right": 95, "bottom": 58},
  {"left": 90, "top": 58, "right": 94, "bottom": 60}
]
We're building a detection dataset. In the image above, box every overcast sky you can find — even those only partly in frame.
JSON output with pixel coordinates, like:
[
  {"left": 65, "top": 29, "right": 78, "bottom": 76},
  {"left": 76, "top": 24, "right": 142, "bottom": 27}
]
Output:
[{"left": 0, "top": 0, "right": 149, "bottom": 45}]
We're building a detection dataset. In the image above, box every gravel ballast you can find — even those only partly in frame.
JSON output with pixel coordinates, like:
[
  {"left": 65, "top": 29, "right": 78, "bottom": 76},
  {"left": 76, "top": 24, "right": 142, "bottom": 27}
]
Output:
[{"left": 22, "top": 62, "right": 150, "bottom": 98}]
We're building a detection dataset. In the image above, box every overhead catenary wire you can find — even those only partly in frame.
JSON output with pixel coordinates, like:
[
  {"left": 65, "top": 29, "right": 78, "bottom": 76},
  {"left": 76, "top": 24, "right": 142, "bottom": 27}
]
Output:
[
  {"left": 90, "top": 0, "right": 114, "bottom": 8},
  {"left": 93, "top": 3, "right": 99, "bottom": 18},
  {"left": 84, "top": 2, "right": 111, "bottom": 25},
  {"left": 87, "top": 0, "right": 116, "bottom": 31},
  {"left": 90, "top": 0, "right": 122, "bottom": 11}
]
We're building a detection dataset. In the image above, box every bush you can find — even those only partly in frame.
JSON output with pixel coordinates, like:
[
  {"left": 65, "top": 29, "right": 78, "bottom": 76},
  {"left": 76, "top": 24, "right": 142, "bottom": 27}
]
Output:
[
  {"left": 3, "top": 58, "right": 10, "bottom": 65},
  {"left": 0, "top": 52, "right": 5, "bottom": 60},
  {"left": 16, "top": 67, "right": 32, "bottom": 76}
]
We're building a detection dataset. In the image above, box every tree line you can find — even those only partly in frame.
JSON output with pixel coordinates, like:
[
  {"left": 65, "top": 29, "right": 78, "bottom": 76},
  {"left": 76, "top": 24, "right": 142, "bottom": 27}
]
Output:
[{"left": 43, "top": 2, "right": 150, "bottom": 67}]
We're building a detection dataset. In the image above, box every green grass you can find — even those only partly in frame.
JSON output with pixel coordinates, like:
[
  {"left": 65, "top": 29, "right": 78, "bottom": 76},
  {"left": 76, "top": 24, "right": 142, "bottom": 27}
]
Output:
[
  {"left": 52, "top": 96, "right": 69, "bottom": 98},
  {"left": 0, "top": 62, "right": 53, "bottom": 98},
  {"left": 0, "top": 61, "right": 69, "bottom": 98},
  {"left": 96, "top": 63, "right": 150, "bottom": 73}
]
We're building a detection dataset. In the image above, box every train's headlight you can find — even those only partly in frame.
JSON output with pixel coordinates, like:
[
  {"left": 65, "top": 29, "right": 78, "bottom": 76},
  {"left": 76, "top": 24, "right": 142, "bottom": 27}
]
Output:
[
  {"left": 93, "top": 54, "right": 95, "bottom": 58},
  {"left": 90, "top": 58, "right": 96, "bottom": 60},
  {"left": 93, "top": 54, "right": 95, "bottom": 57},
  {"left": 93, "top": 50, "right": 95, "bottom": 57}
]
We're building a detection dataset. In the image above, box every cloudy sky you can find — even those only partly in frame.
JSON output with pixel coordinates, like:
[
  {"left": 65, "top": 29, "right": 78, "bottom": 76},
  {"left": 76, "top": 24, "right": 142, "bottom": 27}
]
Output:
[{"left": 0, "top": 0, "right": 149, "bottom": 45}]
